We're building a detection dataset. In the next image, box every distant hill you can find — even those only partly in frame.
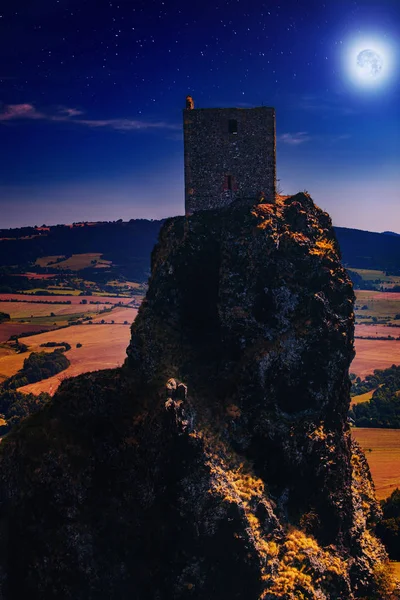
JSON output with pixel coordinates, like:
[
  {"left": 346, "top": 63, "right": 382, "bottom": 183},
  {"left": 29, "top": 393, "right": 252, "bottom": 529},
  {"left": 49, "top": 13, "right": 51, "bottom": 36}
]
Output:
[
  {"left": 0, "top": 219, "right": 164, "bottom": 282},
  {"left": 382, "top": 231, "right": 400, "bottom": 237},
  {"left": 335, "top": 226, "right": 400, "bottom": 271},
  {"left": 1, "top": 219, "right": 400, "bottom": 282}
]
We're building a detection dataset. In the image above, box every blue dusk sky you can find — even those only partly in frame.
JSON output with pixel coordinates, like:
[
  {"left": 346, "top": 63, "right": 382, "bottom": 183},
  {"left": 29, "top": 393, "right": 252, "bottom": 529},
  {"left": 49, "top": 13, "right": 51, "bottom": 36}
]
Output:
[{"left": 0, "top": 0, "right": 399, "bottom": 231}]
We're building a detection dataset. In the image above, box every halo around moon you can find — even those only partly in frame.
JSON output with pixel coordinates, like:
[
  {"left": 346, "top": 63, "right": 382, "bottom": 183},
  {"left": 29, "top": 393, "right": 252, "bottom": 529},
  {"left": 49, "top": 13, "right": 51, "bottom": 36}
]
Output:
[{"left": 344, "top": 36, "right": 395, "bottom": 89}]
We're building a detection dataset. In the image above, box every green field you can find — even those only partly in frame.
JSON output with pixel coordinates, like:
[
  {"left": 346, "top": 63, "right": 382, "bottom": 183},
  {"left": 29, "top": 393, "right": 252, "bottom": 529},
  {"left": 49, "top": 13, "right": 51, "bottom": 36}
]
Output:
[
  {"left": 352, "top": 269, "right": 400, "bottom": 286},
  {"left": 355, "top": 290, "right": 400, "bottom": 321}
]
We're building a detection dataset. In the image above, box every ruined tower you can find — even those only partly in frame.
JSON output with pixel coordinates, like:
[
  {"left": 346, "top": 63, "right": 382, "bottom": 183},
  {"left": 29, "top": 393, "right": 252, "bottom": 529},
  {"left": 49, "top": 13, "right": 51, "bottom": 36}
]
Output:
[{"left": 183, "top": 97, "right": 276, "bottom": 215}]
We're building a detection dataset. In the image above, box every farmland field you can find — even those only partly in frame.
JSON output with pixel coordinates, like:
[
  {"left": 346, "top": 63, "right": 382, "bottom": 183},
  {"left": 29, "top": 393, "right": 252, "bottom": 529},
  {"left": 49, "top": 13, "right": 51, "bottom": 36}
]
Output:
[
  {"left": 352, "top": 269, "right": 400, "bottom": 287},
  {"left": 14, "top": 324, "right": 132, "bottom": 396},
  {"left": 0, "top": 293, "right": 133, "bottom": 304},
  {"left": 35, "top": 253, "right": 111, "bottom": 270},
  {"left": 355, "top": 324, "right": 400, "bottom": 338},
  {"left": 0, "top": 301, "right": 106, "bottom": 318},
  {"left": 0, "top": 322, "right": 57, "bottom": 343},
  {"left": 355, "top": 291, "right": 400, "bottom": 320},
  {"left": 352, "top": 339, "right": 400, "bottom": 379},
  {"left": 351, "top": 389, "right": 377, "bottom": 406},
  {"left": 352, "top": 428, "right": 400, "bottom": 499},
  {"left": 91, "top": 307, "right": 138, "bottom": 323},
  {"left": 35, "top": 255, "right": 65, "bottom": 267}
]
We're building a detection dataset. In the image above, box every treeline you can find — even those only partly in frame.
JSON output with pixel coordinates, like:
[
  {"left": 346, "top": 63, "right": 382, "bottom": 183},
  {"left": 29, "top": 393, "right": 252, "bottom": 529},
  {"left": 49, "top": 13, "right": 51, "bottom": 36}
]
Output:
[
  {"left": 40, "top": 341, "right": 71, "bottom": 351},
  {"left": 350, "top": 365, "right": 400, "bottom": 428},
  {"left": 376, "top": 489, "right": 400, "bottom": 560},
  {"left": 0, "top": 346, "right": 71, "bottom": 433},
  {"left": 0, "top": 389, "right": 50, "bottom": 434},
  {"left": 3, "top": 349, "right": 70, "bottom": 390}
]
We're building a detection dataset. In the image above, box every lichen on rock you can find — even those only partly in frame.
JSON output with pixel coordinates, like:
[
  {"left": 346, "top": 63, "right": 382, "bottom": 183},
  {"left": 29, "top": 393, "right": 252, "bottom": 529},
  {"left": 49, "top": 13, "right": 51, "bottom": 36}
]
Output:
[{"left": 0, "top": 193, "right": 397, "bottom": 599}]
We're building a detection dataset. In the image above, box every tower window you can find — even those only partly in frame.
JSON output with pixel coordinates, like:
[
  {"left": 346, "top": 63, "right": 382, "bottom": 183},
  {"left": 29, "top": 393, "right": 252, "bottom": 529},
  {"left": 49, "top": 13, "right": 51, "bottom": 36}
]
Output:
[
  {"left": 228, "top": 119, "right": 238, "bottom": 134},
  {"left": 223, "top": 175, "right": 237, "bottom": 191}
]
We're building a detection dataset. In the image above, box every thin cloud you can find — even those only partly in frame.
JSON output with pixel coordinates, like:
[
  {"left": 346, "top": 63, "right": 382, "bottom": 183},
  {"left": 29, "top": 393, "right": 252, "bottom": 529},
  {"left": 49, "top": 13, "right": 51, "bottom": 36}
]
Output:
[
  {"left": 76, "top": 118, "right": 179, "bottom": 131},
  {"left": 298, "top": 94, "right": 356, "bottom": 116},
  {"left": 279, "top": 132, "right": 311, "bottom": 145},
  {"left": 0, "top": 103, "right": 179, "bottom": 131},
  {"left": 0, "top": 103, "right": 43, "bottom": 121},
  {"left": 58, "top": 107, "right": 85, "bottom": 117}
]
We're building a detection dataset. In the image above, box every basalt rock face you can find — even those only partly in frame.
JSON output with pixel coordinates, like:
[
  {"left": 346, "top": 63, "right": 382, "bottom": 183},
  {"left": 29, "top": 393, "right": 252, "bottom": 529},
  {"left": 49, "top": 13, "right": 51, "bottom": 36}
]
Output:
[{"left": 0, "top": 194, "right": 394, "bottom": 599}]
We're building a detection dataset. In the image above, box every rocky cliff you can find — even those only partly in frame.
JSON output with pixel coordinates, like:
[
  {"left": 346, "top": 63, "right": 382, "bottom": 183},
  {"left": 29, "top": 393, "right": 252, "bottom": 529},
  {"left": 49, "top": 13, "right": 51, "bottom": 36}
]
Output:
[{"left": 0, "top": 193, "right": 396, "bottom": 599}]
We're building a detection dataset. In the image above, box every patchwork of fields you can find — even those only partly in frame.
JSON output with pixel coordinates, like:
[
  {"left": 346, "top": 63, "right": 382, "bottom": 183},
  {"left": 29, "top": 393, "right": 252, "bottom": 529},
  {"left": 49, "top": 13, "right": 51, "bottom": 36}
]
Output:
[
  {"left": 0, "top": 294, "right": 137, "bottom": 390},
  {"left": 1, "top": 271, "right": 400, "bottom": 517},
  {"left": 352, "top": 283, "right": 400, "bottom": 378}
]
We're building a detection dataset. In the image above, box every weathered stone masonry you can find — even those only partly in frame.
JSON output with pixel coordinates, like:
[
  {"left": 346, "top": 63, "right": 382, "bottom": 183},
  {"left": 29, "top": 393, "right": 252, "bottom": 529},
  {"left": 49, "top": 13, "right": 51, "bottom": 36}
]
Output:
[{"left": 183, "top": 99, "right": 276, "bottom": 215}]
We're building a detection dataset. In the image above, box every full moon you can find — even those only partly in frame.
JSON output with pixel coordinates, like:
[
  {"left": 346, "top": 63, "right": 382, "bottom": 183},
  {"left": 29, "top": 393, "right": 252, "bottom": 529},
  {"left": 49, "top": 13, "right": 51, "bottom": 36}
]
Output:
[
  {"left": 357, "top": 49, "right": 383, "bottom": 79},
  {"left": 344, "top": 36, "right": 395, "bottom": 89}
]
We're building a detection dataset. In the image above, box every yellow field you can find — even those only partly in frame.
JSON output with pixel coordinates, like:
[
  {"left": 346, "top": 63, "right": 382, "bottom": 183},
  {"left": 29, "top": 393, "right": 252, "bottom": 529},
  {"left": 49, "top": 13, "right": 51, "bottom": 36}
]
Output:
[
  {"left": 351, "top": 389, "right": 376, "bottom": 406},
  {"left": 13, "top": 324, "right": 132, "bottom": 396},
  {"left": 352, "top": 428, "right": 400, "bottom": 499}
]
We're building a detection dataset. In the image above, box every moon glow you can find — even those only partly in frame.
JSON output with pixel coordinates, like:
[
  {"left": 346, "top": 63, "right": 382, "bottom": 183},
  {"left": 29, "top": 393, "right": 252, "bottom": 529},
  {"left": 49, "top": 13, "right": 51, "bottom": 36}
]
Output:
[{"left": 344, "top": 37, "right": 395, "bottom": 89}]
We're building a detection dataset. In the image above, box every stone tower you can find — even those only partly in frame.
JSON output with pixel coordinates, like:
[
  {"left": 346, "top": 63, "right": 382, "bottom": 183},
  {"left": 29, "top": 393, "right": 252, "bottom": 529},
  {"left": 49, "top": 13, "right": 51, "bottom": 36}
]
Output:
[{"left": 183, "top": 97, "right": 276, "bottom": 215}]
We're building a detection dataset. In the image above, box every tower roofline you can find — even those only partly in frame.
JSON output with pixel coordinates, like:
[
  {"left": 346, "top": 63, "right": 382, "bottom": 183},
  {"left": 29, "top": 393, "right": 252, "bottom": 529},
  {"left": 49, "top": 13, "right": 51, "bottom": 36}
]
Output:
[{"left": 183, "top": 105, "right": 275, "bottom": 111}]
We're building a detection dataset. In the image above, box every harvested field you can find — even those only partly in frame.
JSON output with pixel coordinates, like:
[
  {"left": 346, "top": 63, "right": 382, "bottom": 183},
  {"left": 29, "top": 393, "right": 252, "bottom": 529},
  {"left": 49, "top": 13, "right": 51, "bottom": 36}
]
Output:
[
  {"left": 0, "top": 293, "right": 133, "bottom": 305},
  {"left": 0, "top": 349, "right": 30, "bottom": 380},
  {"left": 18, "top": 324, "right": 131, "bottom": 396},
  {"left": 352, "top": 339, "right": 400, "bottom": 379},
  {"left": 0, "top": 301, "right": 104, "bottom": 319},
  {"left": 91, "top": 307, "right": 138, "bottom": 324},
  {"left": 356, "top": 291, "right": 400, "bottom": 302},
  {"left": 355, "top": 324, "right": 400, "bottom": 338},
  {"left": 0, "top": 323, "right": 56, "bottom": 343},
  {"left": 352, "top": 428, "right": 400, "bottom": 499},
  {"left": 35, "top": 255, "right": 64, "bottom": 267}
]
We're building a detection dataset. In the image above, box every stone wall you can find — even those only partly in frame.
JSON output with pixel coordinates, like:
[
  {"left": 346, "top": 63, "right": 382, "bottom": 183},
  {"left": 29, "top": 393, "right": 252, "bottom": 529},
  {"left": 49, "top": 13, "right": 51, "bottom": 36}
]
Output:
[{"left": 183, "top": 106, "right": 276, "bottom": 215}]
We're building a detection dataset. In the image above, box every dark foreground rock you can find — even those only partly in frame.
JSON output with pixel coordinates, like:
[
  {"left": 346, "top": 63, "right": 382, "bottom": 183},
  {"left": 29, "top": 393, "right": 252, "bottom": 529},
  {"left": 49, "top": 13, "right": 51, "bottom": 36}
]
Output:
[{"left": 0, "top": 194, "right": 397, "bottom": 599}]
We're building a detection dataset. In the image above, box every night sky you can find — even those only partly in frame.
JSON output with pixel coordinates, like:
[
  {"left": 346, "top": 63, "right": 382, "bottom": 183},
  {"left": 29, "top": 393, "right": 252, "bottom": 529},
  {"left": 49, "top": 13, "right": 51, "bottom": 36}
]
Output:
[{"left": 1, "top": 0, "right": 399, "bottom": 231}]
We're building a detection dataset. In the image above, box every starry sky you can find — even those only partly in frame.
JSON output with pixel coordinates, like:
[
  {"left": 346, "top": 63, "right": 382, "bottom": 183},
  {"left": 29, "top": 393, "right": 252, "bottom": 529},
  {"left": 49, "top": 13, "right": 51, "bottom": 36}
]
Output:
[{"left": 1, "top": 0, "right": 399, "bottom": 231}]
